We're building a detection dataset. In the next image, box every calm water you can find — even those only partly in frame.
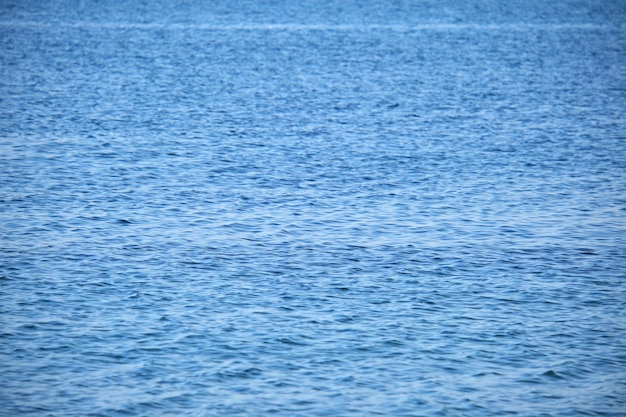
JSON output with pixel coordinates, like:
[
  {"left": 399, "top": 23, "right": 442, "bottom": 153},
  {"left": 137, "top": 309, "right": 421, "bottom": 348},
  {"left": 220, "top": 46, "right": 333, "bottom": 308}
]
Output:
[{"left": 1, "top": 1, "right": 626, "bottom": 416}]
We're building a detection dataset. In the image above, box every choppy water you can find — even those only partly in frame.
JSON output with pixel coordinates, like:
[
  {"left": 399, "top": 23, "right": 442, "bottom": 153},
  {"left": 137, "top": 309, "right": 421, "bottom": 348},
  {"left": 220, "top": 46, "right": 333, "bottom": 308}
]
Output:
[{"left": 2, "top": 1, "right": 626, "bottom": 416}]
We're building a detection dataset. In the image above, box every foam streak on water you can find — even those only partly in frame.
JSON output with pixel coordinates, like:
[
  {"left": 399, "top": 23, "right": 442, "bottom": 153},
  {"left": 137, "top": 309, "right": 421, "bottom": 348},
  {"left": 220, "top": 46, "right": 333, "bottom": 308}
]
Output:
[{"left": 1, "top": 1, "right": 626, "bottom": 416}]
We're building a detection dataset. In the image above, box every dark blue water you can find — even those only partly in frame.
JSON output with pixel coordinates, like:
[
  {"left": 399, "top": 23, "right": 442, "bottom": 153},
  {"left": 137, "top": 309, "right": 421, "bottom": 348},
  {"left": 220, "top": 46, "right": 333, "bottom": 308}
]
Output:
[{"left": 2, "top": 1, "right": 626, "bottom": 416}]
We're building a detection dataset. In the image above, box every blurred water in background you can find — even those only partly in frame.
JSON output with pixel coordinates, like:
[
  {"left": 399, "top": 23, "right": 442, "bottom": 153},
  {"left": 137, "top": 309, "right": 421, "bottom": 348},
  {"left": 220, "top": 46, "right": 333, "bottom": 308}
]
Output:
[{"left": 1, "top": 1, "right": 626, "bottom": 416}]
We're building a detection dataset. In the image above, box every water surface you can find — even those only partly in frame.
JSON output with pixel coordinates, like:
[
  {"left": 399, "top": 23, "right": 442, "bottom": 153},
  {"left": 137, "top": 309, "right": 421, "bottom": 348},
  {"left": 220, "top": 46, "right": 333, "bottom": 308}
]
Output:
[{"left": 1, "top": 1, "right": 626, "bottom": 416}]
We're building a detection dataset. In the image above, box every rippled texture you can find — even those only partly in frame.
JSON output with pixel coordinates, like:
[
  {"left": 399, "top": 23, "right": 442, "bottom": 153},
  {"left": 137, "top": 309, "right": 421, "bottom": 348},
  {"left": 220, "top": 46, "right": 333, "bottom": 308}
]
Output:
[{"left": 1, "top": 1, "right": 626, "bottom": 416}]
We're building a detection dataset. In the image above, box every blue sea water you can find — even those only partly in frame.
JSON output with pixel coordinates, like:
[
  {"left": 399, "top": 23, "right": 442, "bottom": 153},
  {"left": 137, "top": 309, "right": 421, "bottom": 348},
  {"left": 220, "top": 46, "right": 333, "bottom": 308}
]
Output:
[{"left": 1, "top": 1, "right": 626, "bottom": 416}]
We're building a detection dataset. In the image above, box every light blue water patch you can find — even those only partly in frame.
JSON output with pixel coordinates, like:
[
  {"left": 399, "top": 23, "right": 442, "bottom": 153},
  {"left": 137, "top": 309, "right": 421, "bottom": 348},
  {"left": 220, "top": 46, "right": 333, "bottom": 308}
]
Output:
[{"left": 1, "top": 1, "right": 626, "bottom": 416}]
